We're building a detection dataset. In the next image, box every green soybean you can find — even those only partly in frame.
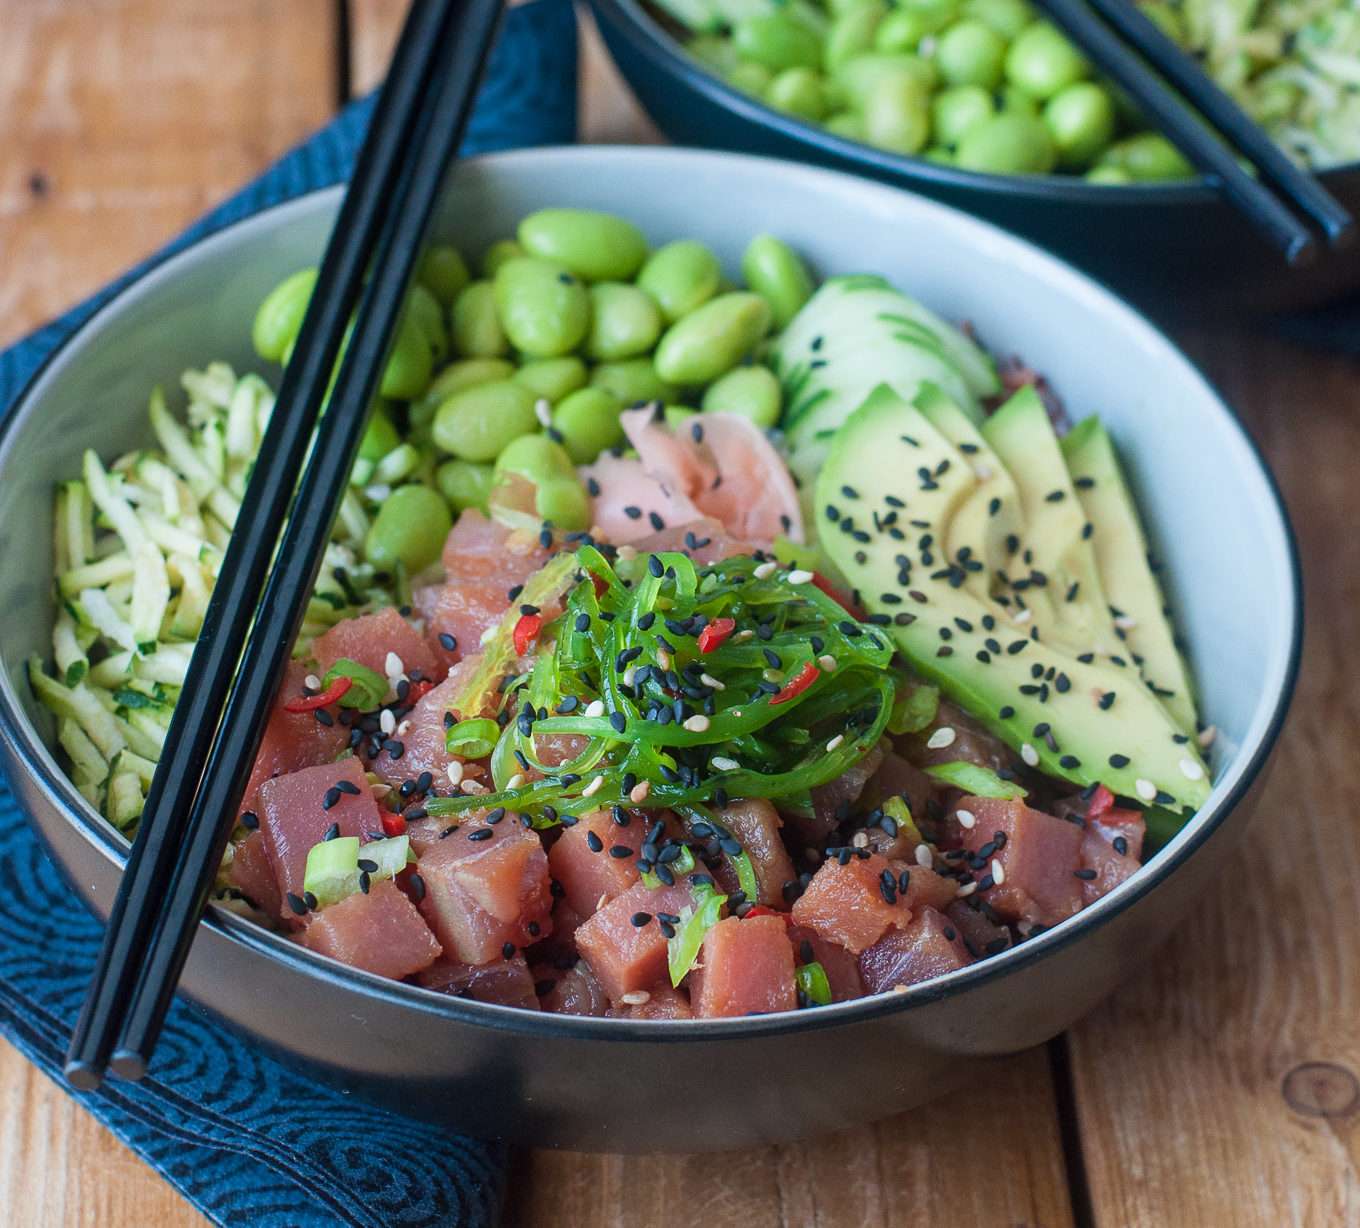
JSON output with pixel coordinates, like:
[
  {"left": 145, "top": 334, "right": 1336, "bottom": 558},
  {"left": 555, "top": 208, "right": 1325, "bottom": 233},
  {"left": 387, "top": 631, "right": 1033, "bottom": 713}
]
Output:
[
  {"left": 654, "top": 292, "right": 772, "bottom": 386},
  {"left": 493, "top": 257, "right": 591, "bottom": 358},
  {"left": 426, "top": 357, "right": 516, "bottom": 403},
  {"left": 364, "top": 485, "right": 452, "bottom": 573},
  {"left": 432, "top": 380, "right": 538, "bottom": 461},
  {"left": 1084, "top": 163, "right": 1134, "bottom": 185},
  {"left": 636, "top": 240, "right": 723, "bottom": 323},
  {"left": 837, "top": 53, "right": 937, "bottom": 107},
  {"left": 493, "top": 436, "right": 591, "bottom": 530},
  {"left": 701, "top": 365, "right": 782, "bottom": 428},
  {"left": 874, "top": 1, "right": 951, "bottom": 53},
  {"left": 419, "top": 244, "right": 470, "bottom": 306},
  {"left": 932, "top": 84, "right": 995, "bottom": 146},
  {"left": 1102, "top": 133, "right": 1195, "bottom": 181},
  {"left": 1043, "top": 81, "right": 1116, "bottom": 167},
  {"left": 252, "top": 268, "right": 316, "bottom": 361},
  {"left": 495, "top": 433, "right": 577, "bottom": 482},
  {"left": 935, "top": 19, "right": 1007, "bottom": 89},
  {"left": 518, "top": 208, "right": 649, "bottom": 282},
  {"left": 450, "top": 280, "right": 508, "bottom": 358},
  {"left": 727, "top": 60, "right": 774, "bottom": 95},
  {"left": 664, "top": 405, "right": 700, "bottom": 429},
  {"left": 1005, "top": 22, "right": 1089, "bottom": 100},
  {"left": 956, "top": 111, "right": 1056, "bottom": 173},
  {"left": 553, "top": 386, "right": 626, "bottom": 462},
  {"left": 733, "top": 11, "right": 823, "bottom": 71},
  {"left": 481, "top": 239, "right": 524, "bottom": 277},
  {"left": 589, "top": 358, "right": 678, "bottom": 406},
  {"left": 741, "top": 235, "right": 814, "bottom": 330},
  {"left": 379, "top": 313, "right": 433, "bottom": 401},
  {"left": 863, "top": 72, "right": 931, "bottom": 154},
  {"left": 436, "top": 459, "right": 496, "bottom": 512},
  {"left": 514, "top": 356, "right": 588, "bottom": 404},
  {"left": 359, "top": 404, "right": 401, "bottom": 462},
  {"left": 825, "top": 110, "right": 866, "bottom": 139},
  {"left": 407, "top": 283, "right": 449, "bottom": 365},
  {"left": 827, "top": 3, "right": 886, "bottom": 71},
  {"left": 535, "top": 477, "right": 592, "bottom": 531},
  {"left": 766, "top": 67, "right": 830, "bottom": 120},
  {"left": 963, "top": 0, "right": 1034, "bottom": 39},
  {"left": 586, "top": 282, "right": 663, "bottom": 361}
]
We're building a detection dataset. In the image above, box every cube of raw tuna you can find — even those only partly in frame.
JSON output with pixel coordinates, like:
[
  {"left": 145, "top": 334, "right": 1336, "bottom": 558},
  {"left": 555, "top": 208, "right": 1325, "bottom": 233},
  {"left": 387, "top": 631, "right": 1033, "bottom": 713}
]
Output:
[
  {"left": 902, "top": 701, "right": 1013, "bottom": 773},
  {"left": 689, "top": 915, "right": 796, "bottom": 1018},
  {"left": 228, "top": 830, "right": 282, "bottom": 920},
  {"left": 415, "top": 818, "right": 553, "bottom": 965},
  {"left": 244, "top": 660, "right": 348, "bottom": 805},
  {"left": 369, "top": 657, "right": 479, "bottom": 786},
  {"left": 788, "top": 925, "right": 864, "bottom": 1003},
  {"left": 895, "top": 862, "right": 959, "bottom": 913},
  {"left": 298, "top": 880, "right": 442, "bottom": 980},
  {"left": 858, "top": 906, "right": 972, "bottom": 993},
  {"left": 417, "top": 953, "right": 540, "bottom": 1009},
  {"left": 807, "top": 742, "right": 884, "bottom": 838},
  {"left": 870, "top": 749, "right": 935, "bottom": 819},
  {"left": 256, "top": 758, "right": 382, "bottom": 912},
  {"left": 610, "top": 984, "right": 694, "bottom": 1020},
  {"left": 708, "top": 799, "right": 796, "bottom": 908},
  {"left": 533, "top": 961, "right": 610, "bottom": 1016},
  {"left": 441, "top": 508, "right": 551, "bottom": 583},
  {"left": 946, "top": 899, "right": 1012, "bottom": 959},
  {"left": 312, "top": 605, "right": 439, "bottom": 684},
  {"left": 959, "top": 797, "right": 1084, "bottom": 927},
  {"left": 790, "top": 852, "right": 911, "bottom": 954},
  {"left": 1077, "top": 810, "right": 1146, "bottom": 906},
  {"left": 575, "top": 879, "right": 704, "bottom": 1001},
  {"left": 548, "top": 809, "right": 645, "bottom": 918}
]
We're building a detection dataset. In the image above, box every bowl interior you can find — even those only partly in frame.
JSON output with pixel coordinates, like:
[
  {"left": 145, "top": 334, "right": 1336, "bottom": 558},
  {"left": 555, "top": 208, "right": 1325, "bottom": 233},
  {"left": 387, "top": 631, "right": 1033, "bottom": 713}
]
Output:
[{"left": 0, "top": 146, "right": 1297, "bottom": 998}]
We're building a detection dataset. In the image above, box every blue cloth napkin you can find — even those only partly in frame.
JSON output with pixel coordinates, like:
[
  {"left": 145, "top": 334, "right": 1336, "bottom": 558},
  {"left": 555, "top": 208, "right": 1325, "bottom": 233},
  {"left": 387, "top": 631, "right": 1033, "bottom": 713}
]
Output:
[{"left": 0, "top": 3, "right": 577, "bottom": 1224}]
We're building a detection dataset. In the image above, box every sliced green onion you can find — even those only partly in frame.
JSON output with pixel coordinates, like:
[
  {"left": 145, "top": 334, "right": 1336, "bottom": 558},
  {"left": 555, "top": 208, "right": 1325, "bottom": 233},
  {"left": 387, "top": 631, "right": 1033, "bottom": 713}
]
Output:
[
  {"left": 323, "top": 657, "right": 388, "bottom": 709},
  {"left": 888, "top": 681, "right": 939, "bottom": 734},
  {"left": 881, "top": 795, "right": 924, "bottom": 846},
  {"left": 642, "top": 844, "right": 695, "bottom": 889},
  {"left": 796, "top": 961, "right": 833, "bottom": 1006},
  {"left": 667, "top": 882, "right": 726, "bottom": 987},
  {"left": 730, "top": 848, "right": 760, "bottom": 903},
  {"left": 446, "top": 717, "right": 500, "bottom": 759},
  {"left": 302, "top": 833, "right": 410, "bottom": 910},
  {"left": 924, "top": 761, "right": 1028, "bottom": 799}
]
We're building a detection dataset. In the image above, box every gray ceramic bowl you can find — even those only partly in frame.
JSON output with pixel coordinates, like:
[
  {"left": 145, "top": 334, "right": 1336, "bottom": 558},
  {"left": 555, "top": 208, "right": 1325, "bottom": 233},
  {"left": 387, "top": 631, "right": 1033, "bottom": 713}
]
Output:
[{"left": 0, "top": 147, "right": 1300, "bottom": 1151}]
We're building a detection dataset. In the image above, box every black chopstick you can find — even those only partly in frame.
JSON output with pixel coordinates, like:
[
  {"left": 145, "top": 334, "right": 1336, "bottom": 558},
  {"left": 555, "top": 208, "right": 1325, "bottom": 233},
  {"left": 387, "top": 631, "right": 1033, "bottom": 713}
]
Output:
[
  {"left": 106, "top": 0, "right": 505, "bottom": 1081},
  {"left": 1033, "top": 0, "right": 1319, "bottom": 265},
  {"left": 1082, "top": 0, "right": 1353, "bottom": 249},
  {"left": 63, "top": 0, "right": 462, "bottom": 1091}
]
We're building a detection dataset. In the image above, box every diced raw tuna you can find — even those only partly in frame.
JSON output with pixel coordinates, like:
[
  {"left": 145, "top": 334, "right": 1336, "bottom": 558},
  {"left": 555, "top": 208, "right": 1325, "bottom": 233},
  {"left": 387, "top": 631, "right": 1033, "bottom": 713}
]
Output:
[
  {"left": 441, "top": 508, "right": 551, "bottom": 584},
  {"left": 808, "top": 742, "right": 885, "bottom": 836},
  {"left": 946, "top": 899, "right": 1012, "bottom": 959},
  {"left": 534, "top": 960, "right": 610, "bottom": 1016},
  {"left": 369, "top": 660, "right": 477, "bottom": 786},
  {"left": 869, "top": 749, "right": 935, "bottom": 818},
  {"left": 415, "top": 818, "right": 553, "bottom": 965},
  {"left": 959, "top": 797, "right": 1084, "bottom": 927},
  {"left": 548, "top": 809, "right": 645, "bottom": 918},
  {"left": 417, "top": 953, "right": 540, "bottom": 1009},
  {"left": 416, "top": 582, "right": 511, "bottom": 672},
  {"left": 858, "top": 906, "right": 973, "bottom": 992},
  {"left": 298, "top": 880, "right": 442, "bottom": 980},
  {"left": 532, "top": 731, "right": 591, "bottom": 769},
  {"left": 709, "top": 799, "right": 796, "bottom": 907},
  {"left": 903, "top": 701, "right": 1014, "bottom": 773},
  {"left": 790, "top": 852, "right": 911, "bottom": 954},
  {"left": 531, "top": 897, "right": 587, "bottom": 966},
  {"left": 788, "top": 925, "right": 864, "bottom": 1002},
  {"left": 256, "top": 758, "right": 381, "bottom": 912},
  {"left": 688, "top": 915, "right": 796, "bottom": 1018},
  {"left": 312, "top": 605, "right": 439, "bottom": 683},
  {"left": 610, "top": 984, "right": 694, "bottom": 1020},
  {"left": 896, "top": 862, "right": 959, "bottom": 913},
  {"left": 1078, "top": 810, "right": 1146, "bottom": 906},
  {"left": 627, "top": 517, "right": 754, "bottom": 565},
  {"left": 229, "top": 830, "right": 282, "bottom": 920},
  {"left": 575, "top": 879, "right": 702, "bottom": 1001},
  {"left": 244, "top": 660, "right": 348, "bottom": 805}
]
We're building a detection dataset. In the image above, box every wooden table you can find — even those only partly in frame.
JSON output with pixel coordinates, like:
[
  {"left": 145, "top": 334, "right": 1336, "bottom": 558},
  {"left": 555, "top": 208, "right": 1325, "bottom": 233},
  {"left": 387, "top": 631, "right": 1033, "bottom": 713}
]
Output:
[{"left": 2, "top": 4, "right": 1356, "bottom": 1224}]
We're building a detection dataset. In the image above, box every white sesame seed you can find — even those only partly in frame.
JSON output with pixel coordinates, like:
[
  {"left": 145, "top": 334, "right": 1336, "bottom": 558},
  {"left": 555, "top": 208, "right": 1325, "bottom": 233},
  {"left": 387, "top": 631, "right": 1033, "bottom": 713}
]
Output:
[
  {"left": 892, "top": 983, "right": 910, "bottom": 995},
  {"left": 1179, "top": 757, "right": 1204, "bottom": 781},
  {"left": 1135, "top": 778, "right": 1157, "bottom": 801},
  {"left": 616, "top": 545, "right": 637, "bottom": 561},
  {"left": 363, "top": 483, "right": 392, "bottom": 503},
  {"left": 304, "top": 674, "right": 321, "bottom": 691},
  {"left": 955, "top": 880, "right": 977, "bottom": 898},
  {"left": 581, "top": 775, "right": 605, "bottom": 797},
  {"left": 656, "top": 648, "right": 672, "bottom": 670},
  {"left": 818, "top": 654, "right": 838, "bottom": 672},
  {"left": 1016, "top": 920, "right": 1034, "bottom": 938},
  {"left": 752, "top": 561, "right": 777, "bottom": 579},
  {"left": 851, "top": 831, "right": 868, "bottom": 848},
  {"left": 622, "top": 666, "right": 638, "bottom": 687},
  {"left": 956, "top": 808, "right": 976, "bottom": 830},
  {"left": 991, "top": 857, "right": 1005, "bottom": 885},
  {"left": 506, "top": 773, "right": 526, "bottom": 791},
  {"left": 461, "top": 779, "right": 487, "bottom": 795},
  {"left": 1113, "top": 615, "right": 1138, "bottom": 631},
  {"left": 1013, "top": 608, "right": 1033, "bottom": 624},
  {"left": 825, "top": 734, "right": 845, "bottom": 752},
  {"left": 380, "top": 709, "right": 396, "bottom": 735},
  {"left": 1197, "top": 725, "right": 1217, "bottom": 749},
  {"left": 683, "top": 714, "right": 711, "bottom": 733},
  {"left": 384, "top": 652, "right": 405, "bottom": 678},
  {"left": 620, "top": 990, "right": 651, "bottom": 1007},
  {"left": 914, "top": 843, "right": 932, "bottom": 868},
  {"left": 629, "top": 780, "right": 651, "bottom": 804},
  {"left": 397, "top": 719, "right": 411, "bottom": 736},
  {"left": 1021, "top": 742, "right": 1039, "bottom": 767},
  {"left": 926, "top": 726, "right": 957, "bottom": 750},
  {"left": 446, "top": 761, "right": 464, "bottom": 786},
  {"left": 700, "top": 672, "right": 725, "bottom": 691},
  {"left": 735, "top": 629, "right": 755, "bottom": 641},
  {"left": 787, "top": 568, "right": 814, "bottom": 585},
  {"left": 534, "top": 398, "right": 552, "bottom": 427},
  {"left": 710, "top": 755, "right": 740, "bottom": 772},
  {"left": 584, "top": 699, "right": 605, "bottom": 718},
  {"left": 973, "top": 463, "right": 993, "bottom": 481}
]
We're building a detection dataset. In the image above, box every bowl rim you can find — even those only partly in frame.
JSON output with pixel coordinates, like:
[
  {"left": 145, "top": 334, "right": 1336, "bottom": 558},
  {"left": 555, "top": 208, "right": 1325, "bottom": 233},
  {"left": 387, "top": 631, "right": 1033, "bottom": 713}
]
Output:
[
  {"left": 0, "top": 144, "right": 1303, "bottom": 1044},
  {"left": 589, "top": 0, "right": 1360, "bottom": 205}
]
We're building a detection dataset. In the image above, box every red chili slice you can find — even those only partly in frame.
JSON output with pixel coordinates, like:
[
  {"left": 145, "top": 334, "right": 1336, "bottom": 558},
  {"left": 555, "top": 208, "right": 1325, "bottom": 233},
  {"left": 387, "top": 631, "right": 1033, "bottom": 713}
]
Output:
[
  {"left": 810, "top": 572, "right": 864, "bottom": 619},
  {"left": 697, "top": 617, "right": 736, "bottom": 653},
  {"left": 283, "top": 675, "right": 352, "bottom": 713},
  {"left": 590, "top": 573, "right": 609, "bottom": 599},
  {"left": 742, "top": 905, "right": 788, "bottom": 922},
  {"left": 382, "top": 813, "right": 407, "bottom": 838},
  {"left": 1088, "top": 783, "right": 1116, "bottom": 819},
  {"left": 513, "top": 613, "right": 543, "bottom": 656},
  {"left": 405, "top": 679, "right": 434, "bottom": 705},
  {"left": 769, "top": 661, "right": 820, "bottom": 706}
]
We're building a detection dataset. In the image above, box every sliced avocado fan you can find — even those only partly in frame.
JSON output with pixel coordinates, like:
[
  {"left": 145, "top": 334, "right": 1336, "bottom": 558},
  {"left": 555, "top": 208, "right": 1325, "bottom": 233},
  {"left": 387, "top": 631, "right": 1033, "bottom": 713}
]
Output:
[
  {"left": 817, "top": 383, "right": 1211, "bottom": 812},
  {"left": 1061, "top": 416, "right": 1199, "bottom": 735}
]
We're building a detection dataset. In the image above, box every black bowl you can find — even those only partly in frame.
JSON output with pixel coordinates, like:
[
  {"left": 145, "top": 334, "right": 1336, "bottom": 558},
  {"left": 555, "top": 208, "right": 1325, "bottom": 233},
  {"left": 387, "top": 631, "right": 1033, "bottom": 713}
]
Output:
[{"left": 589, "top": 0, "right": 1360, "bottom": 315}]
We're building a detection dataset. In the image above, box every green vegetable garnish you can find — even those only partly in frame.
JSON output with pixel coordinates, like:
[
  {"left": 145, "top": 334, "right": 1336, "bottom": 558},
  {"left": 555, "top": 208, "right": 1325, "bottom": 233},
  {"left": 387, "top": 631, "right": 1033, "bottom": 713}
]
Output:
[
  {"left": 924, "top": 761, "right": 1028, "bottom": 799},
  {"left": 641, "top": 844, "right": 695, "bottom": 890},
  {"left": 880, "top": 795, "right": 924, "bottom": 846},
  {"left": 301, "top": 834, "right": 410, "bottom": 910},
  {"left": 446, "top": 717, "right": 501, "bottom": 759},
  {"left": 667, "top": 882, "right": 727, "bottom": 987},
  {"left": 887, "top": 681, "right": 939, "bottom": 734},
  {"left": 796, "top": 961, "right": 833, "bottom": 1006},
  {"left": 322, "top": 658, "right": 388, "bottom": 710}
]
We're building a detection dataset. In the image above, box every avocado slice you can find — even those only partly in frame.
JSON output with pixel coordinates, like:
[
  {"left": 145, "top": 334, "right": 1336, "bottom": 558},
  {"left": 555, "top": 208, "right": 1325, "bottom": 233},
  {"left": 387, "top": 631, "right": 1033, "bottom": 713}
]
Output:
[
  {"left": 1061, "top": 416, "right": 1198, "bottom": 734},
  {"left": 818, "top": 384, "right": 1210, "bottom": 811}
]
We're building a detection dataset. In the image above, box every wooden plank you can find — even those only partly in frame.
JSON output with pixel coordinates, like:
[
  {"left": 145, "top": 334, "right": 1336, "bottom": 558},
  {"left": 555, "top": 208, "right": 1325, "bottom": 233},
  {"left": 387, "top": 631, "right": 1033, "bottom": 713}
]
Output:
[
  {"left": 0, "top": 4, "right": 338, "bottom": 1224},
  {"left": 505, "top": 1046, "right": 1076, "bottom": 1227},
  {"left": 1066, "top": 327, "right": 1360, "bottom": 1228}
]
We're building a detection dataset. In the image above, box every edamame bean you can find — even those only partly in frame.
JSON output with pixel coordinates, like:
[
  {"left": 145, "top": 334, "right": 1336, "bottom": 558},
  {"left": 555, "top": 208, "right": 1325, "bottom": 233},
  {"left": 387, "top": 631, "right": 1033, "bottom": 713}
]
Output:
[
  {"left": 999, "top": 84, "right": 1040, "bottom": 116},
  {"left": 1084, "top": 163, "right": 1134, "bottom": 185},
  {"left": 932, "top": 84, "right": 995, "bottom": 146},
  {"left": 535, "top": 477, "right": 591, "bottom": 530},
  {"left": 495, "top": 433, "right": 576, "bottom": 482},
  {"left": 664, "top": 406, "right": 700, "bottom": 429},
  {"left": 589, "top": 358, "right": 678, "bottom": 406},
  {"left": 701, "top": 365, "right": 782, "bottom": 428},
  {"left": 826, "top": 3, "right": 886, "bottom": 71},
  {"left": 436, "top": 459, "right": 495, "bottom": 512},
  {"left": 923, "top": 145, "right": 956, "bottom": 163},
  {"left": 956, "top": 111, "right": 1056, "bottom": 172},
  {"left": 518, "top": 208, "right": 649, "bottom": 282},
  {"left": 727, "top": 60, "right": 774, "bottom": 95},
  {"left": 1005, "top": 22, "right": 1089, "bottom": 100},
  {"left": 586, "top": 283, "right": 663, "bottom": 361},
  {"left": 481, "top": 239, "right": 524, "bottom": 277},
  {"left": 766, "top": 67, "right": 830, "bottom": 120},
  {"left": 379, "top": 313, "right": 433, "bottom": 401},
  {"left": 514, "top": 356, "right": 588, "bottom": 403},
  {"left": 636, "top": 240, "right": 723, "bottom": 323},
  {"left": 863, "top": 72, "right": 931, "bottom": 154},
  {"left": 690, "top": 34, "right": 740, "bottom": 73},
  {"left": 364, "top": 485, "right": 451, "bottom": 573},
  {"left": 493, "top": 257, "right": 591, "bottom": 358},
  {"left": 553, "top": 387, "right": 626, "bottom": 462},
  {"left": 874, "top": 0, "right": 956, "bottom": 52},
  {"left": 419, "top": 244, "right": 470, "bottom": 306},
  {"left": 825, "top": 110, "right": 866, "bottom": 139},
  {"left": 432, "top": 380, "right": 538, "bottom": 461},
  {"left": 654, "top": 292, "right": 772, "bottom": 386},
  {"left": 359, "top": 404, "right": 401, "bottom": 462},
  {"left": 451, "top": 280, "right": 508, "bottom": 358},
  {"left": 837, "top": 53, "right": 937, "bottom": 107},
  {"left": 1043, "top": 81, "right": 1116, "bottom": 167},
  {"left": 252, "top": 268, "right": 316, "bottom": 361},
  {"left": 741, "top": 235, "right": 814, "bottom": 330},
  {"left": 935, "top": 19, "right": 1006, "bottom": 89},
  {"left": 962, "top": 0, "right": 1034, "bottom": 39},
  {"left": 1102, "top": 133, "right": 1195, "bottom": 181},
  {"left": 407, "top": 284, "right": 449, "bottom": 365},
  {"left": 733, "top": 12, "right": 823, "bottom": 71},
  {"left": 493, "top": 436, "right": 591, "bottom": 530},
  {"left": 426, "top": 357, "right": 516, "bottom": 403}
]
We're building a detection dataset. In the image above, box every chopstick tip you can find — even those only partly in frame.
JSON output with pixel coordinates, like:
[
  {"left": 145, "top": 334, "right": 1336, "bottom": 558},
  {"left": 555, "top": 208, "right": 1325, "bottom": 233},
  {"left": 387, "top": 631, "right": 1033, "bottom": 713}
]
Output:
[
  {"left": 108, "top": 1049, "right": 150, "bottom": 1082},
  {"left": 64, "top": 1058, "right": 106, "bottom": 1092}
]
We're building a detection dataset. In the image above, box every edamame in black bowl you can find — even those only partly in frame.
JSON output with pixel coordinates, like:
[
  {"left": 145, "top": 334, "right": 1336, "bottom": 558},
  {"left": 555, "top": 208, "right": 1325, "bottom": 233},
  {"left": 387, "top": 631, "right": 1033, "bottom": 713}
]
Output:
[{"left": 589, "top": 0, "right": 1360, "bottom": 311}]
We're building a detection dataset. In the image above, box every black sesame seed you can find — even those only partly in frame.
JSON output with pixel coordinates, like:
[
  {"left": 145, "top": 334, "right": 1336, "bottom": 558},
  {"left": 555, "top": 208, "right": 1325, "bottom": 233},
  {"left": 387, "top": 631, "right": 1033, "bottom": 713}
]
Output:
[{"left": 586, "top": 831, "right": 604, "bottom": 852}]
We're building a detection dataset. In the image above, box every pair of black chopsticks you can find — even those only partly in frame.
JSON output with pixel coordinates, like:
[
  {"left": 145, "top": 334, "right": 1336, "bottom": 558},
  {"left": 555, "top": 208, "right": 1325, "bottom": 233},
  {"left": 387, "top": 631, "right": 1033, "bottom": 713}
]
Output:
[
  {"left": 1035, "top": 0, "right": 1353, "bottom": 264},
  {"left": 65, "top": 0, "right": 504, "bottom": 1090}
]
